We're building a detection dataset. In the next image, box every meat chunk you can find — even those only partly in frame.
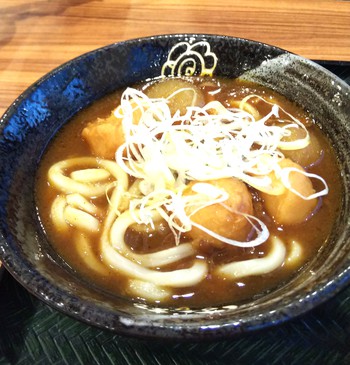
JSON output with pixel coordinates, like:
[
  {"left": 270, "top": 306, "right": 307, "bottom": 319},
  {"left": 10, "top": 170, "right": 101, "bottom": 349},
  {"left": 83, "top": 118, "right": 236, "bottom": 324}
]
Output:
[
  {"left": 81, "top": 113, "right": 124, "bottom": 159},
  {"left": 185, "top": 177, "right": 254, "bottom": 248},
  {"left": 261, "top": 158, "right": 317, "bottom": 225}
]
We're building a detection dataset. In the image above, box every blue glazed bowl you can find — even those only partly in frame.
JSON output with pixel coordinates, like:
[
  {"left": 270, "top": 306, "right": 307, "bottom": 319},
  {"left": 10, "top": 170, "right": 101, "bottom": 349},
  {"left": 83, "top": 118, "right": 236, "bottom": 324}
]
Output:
[{"left": 0, "top": 34, "right": 350, "bottom": 340}]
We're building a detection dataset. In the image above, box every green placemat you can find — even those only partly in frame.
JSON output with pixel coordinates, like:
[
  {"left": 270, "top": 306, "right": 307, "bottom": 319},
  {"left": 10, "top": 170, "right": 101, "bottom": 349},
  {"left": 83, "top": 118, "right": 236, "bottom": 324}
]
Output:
[{"left": 1, "top": 270, "right": 350, "bottom": 365}]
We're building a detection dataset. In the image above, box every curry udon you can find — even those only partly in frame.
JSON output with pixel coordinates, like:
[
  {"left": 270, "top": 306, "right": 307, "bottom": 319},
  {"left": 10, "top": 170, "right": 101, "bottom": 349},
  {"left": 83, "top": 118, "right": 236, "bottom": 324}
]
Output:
[{"left": 35, "top": 76, "right": 341, "bottom": 308}]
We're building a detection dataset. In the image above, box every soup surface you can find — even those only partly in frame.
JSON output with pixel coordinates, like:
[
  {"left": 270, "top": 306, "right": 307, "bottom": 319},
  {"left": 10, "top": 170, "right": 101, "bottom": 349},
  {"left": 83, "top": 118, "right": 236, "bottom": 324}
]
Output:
[{"left": 36, "top": 76, "right": 341, "bottom": 308}]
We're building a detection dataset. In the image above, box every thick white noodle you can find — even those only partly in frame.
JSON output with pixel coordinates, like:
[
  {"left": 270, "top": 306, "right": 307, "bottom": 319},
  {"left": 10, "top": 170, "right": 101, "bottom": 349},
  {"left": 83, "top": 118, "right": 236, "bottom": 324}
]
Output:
[
  {"left": 64, "top": 206, "right": 100, "bottom": 233},
  {"left": 66, "top": 193, "right": 100, "bottom": 215},
  {"left": 101, "top": 240, "right": 207, "bottom": 287},
  {"left": 100, "top": 188, "right": 208, "bottom": 288},
  {"left": 51, "top": 193, "right": 101, "bottom": 232},
  {"left": 49, "top": 158, "right": 108, "bottom": 197},
  {"left": 74, "top": 232, "right": 108, "bottom": 275},
  {"left": 70, "top": 168, "right": 111, "bottom": 182},
  {"left": 110, "top": 209, "right": 196, "bottom": 268},
  {"left": 216, "top": 236, "right": 286, "bottom": 279},
  {"left": 51, "top": 195, "right": 69, "bottom": 232},
  {"left": 127, "top": 279, "right": 170, "bottom": 301},
  {"left": 48, "top": 157, "right": 128, "bottom": 198}
]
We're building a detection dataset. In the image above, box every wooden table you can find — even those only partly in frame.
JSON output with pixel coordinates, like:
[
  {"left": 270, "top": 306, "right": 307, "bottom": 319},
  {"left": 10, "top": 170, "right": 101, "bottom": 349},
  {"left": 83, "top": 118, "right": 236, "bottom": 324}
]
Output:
[{"left": 0, "top": 0, "right": 349, "bottom": 116}]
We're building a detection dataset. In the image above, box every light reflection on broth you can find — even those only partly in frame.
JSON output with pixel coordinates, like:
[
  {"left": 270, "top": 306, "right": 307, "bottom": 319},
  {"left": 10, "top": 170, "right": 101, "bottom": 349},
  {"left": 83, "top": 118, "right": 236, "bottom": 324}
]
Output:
[{"left": 35, "top": 77, "right": 342, "bottom": 308}]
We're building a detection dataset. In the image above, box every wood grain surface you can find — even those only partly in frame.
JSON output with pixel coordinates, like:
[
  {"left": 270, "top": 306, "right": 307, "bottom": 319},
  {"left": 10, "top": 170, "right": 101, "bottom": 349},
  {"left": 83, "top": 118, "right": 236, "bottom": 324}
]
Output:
[{"left": 0, "top": 0, "right": 349, "bottom": 115}]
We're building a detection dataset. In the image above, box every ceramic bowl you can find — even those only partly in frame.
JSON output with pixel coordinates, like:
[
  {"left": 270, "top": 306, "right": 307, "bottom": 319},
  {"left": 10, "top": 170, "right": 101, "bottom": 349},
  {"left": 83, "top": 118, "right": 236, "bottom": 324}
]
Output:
[{"left": 0, "top": 34, "right": 350, "bottom": 340}]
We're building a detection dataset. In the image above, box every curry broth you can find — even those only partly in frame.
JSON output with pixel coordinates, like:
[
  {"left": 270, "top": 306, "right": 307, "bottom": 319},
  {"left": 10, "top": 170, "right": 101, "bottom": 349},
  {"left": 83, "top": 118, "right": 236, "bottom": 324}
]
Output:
[{"left": 35, "top": 77, "right": 342, "bottom": 308}]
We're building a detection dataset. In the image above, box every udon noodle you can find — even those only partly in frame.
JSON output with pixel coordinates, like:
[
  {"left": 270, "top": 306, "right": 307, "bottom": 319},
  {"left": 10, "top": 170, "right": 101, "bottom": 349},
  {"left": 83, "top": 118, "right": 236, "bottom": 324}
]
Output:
[{"left": 36, "top": 76, "right": 341, "bottom": 307}]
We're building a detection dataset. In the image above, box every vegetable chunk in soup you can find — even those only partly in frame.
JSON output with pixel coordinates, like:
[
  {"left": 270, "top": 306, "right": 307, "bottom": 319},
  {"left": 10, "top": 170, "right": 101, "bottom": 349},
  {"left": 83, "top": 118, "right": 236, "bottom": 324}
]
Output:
[{"left": 35, "top": 76, "right": 341, "bottom": 308}]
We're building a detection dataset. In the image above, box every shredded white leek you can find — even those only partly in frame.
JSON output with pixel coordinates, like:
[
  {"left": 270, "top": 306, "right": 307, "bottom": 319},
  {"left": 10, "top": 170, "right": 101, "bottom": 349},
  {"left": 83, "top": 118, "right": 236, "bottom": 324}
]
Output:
[
  {"left": 279, "top": 167, "right": 329, "bottom": 199},
  {"left": 113, "top": 87, "right": 329, "bottom": 248}
]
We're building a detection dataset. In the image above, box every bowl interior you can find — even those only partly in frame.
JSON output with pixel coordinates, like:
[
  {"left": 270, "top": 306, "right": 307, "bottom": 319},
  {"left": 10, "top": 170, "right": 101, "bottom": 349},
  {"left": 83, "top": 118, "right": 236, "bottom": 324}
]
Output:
[{"left": 0, "top": 34, "right": 350, "bottom": 340}]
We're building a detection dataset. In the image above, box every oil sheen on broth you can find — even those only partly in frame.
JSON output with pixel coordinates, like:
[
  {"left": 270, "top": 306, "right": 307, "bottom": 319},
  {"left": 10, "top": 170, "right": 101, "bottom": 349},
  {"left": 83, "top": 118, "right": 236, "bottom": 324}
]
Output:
[{"left": 35, "top": 76, "right": 341, "bottom": 308}]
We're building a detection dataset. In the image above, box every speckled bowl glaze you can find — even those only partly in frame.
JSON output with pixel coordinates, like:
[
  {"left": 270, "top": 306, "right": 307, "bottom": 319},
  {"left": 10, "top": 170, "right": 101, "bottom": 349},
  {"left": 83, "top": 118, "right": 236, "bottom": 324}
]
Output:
[{"left": 0, "top": 34, "right": 350, "bottom": 340}]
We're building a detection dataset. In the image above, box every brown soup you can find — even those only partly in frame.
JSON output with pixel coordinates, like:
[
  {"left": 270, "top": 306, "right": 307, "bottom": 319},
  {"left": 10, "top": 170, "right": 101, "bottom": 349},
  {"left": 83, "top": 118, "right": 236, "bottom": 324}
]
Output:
[{"left": 35, "top": 76, "right": 342, "bottom": 308}]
